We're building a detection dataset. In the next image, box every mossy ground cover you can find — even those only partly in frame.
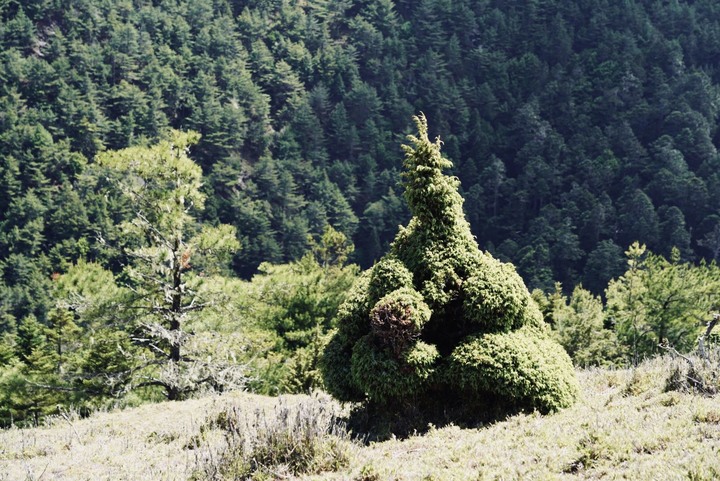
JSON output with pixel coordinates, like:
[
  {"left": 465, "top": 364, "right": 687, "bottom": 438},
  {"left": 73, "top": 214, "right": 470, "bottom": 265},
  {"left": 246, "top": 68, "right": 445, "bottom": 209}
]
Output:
[{"left": 3, "top": 357, "right": 720, "bottom": 480}]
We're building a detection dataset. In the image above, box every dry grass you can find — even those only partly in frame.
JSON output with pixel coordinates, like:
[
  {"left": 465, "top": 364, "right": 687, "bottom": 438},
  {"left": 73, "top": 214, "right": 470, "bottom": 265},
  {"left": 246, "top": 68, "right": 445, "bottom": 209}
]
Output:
[
  {"left": 0, "top": 392, "right": 285, "bottom": 480},
  {"left": 4, "top": 356, "right": 720, "bottom": 480},
  {"left": 318, "top": 357, "right": 720, "bottom": 481}
]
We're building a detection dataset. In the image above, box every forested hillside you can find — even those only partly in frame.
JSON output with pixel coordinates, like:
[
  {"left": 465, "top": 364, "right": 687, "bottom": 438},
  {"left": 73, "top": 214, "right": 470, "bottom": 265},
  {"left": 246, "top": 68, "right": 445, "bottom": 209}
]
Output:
[
  {"left": 5, "top": 0, "right": 720, "bottom": 425},
  {"left": 3, "top": 0, "right": 720, "bottom": 314}
]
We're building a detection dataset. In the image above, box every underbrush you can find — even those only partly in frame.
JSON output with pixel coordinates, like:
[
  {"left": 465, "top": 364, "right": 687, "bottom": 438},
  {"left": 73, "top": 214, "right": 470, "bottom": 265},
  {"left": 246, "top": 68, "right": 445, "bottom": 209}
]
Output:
[
  {"left": 664, "top": 347, "right": 720, "bottom": 396},
  {"left": 191, "top": 394, "right": 352, "bottom": 480},
  {"left": 7, "top": 354, "right": 720, "bottom": 480}
]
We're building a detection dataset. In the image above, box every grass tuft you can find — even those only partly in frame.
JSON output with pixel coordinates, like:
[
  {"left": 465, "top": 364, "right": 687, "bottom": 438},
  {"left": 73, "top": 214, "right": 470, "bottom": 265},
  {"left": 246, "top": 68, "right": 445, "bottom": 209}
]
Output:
[
  {"left": 693, "top": 408, "right": 720, "bottom": 424},
  {"left": 192, "top": 394, "right": 352, "bottom": 480},
  {"left": 353, "top": 464, "right": 382, "bottom": 481}
]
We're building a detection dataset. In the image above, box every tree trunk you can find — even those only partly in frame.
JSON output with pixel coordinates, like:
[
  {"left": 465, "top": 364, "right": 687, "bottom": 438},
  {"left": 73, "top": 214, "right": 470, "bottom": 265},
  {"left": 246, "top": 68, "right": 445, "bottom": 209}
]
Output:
[{"left": 168, "top": 239, "right": 182, "bottom": 401}]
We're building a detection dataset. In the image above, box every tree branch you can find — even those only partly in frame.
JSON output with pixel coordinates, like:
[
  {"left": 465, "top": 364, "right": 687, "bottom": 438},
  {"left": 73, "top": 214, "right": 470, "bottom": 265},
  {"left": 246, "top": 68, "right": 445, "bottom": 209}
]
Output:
[
  {"left": 658, "top": 342, "right": 695, "bottom": 368},
  {"left": 698, "top": 313, "right": 720, "bottom": 360}
]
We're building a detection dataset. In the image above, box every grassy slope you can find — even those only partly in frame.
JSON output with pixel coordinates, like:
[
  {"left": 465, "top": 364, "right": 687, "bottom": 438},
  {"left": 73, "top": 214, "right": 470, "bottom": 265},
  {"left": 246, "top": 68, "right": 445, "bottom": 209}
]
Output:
[
  {"left": 0, "top": 392, "right": 283, "bottom": 480},
  {"left": 3, "top": 358, "right": 720, "bottom": 480}
]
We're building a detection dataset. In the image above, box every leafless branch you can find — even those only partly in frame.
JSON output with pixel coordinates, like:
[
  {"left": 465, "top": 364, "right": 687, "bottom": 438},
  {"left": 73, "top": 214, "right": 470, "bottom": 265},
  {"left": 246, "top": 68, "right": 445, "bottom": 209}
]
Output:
[
  {"left": 658, "top": 342, "right": 695, "bottom": 368},
  {"left": 698, "top": 313, "right": 719, "bottom": 360},
  {"left": 58, "top": 408, "right": 83, "bottom": 446}
]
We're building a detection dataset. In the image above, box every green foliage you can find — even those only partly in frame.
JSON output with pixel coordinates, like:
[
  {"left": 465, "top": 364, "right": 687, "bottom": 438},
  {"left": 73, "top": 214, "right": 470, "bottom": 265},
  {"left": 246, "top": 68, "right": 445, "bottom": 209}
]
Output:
[
  {"left": 237, "top": 246, "right": 358, "bottom": 395},
  {"left": 78, "top": 327, "right": 136, "bottom": 399},
  {"left": 3, "top": 0, "right": 720, "bottom": 309},
  {"left": 333, "top": 271, "right": 373, "bottom": 344},
  {"left": 5, "top": 0, "right": 720, "bottom": 426},
  {"left": 607, "top": 243, "right": 720, "bottom": 363},
  {"left": 462, "top": 256, "right": 539, "bottom": 333},
  {"left": 96, "top": 131, "right": 242, "bottom": 401},
  {"left": 0, "top": 361, "right": 32, "bottom": 425},
  {"left": 0, "top": 259, "right": 138, "bottom": 426},
  {"left": 322, "top": 115, "right": 578, "bottom": 418},
  {"left": 367, "top": 257, "right": 414, "bottom": 304},
  {"left": 547, "top": 284, "right": 625, "bottom": 367},
  {"left": 319, "top": 331, "right": 365, "bottom": 403},
  {"left": 95, "top": 130, "right": 206, "bottom": 236},
  {"left": 310, "top": 225, "right": 355, "bottom": 269},
  {"left": 52, "top": 260, "right": 122, "bottom": 314},
  {"left": 448, "top": 327, "right": 579, "bottom": 413},
  {"left": 350, "top": 335, "right": 438, "bottom": 402}
]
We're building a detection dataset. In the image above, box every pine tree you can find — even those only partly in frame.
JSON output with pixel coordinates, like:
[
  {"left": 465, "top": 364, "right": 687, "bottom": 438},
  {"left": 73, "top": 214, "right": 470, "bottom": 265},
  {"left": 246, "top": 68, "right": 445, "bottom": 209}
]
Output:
[
  {"left": 547, "top": 284, "right": 623, "bottom": 367},
  {"left": 96, "top": 130, "right": 242, "bottom": 400},
  {"left": 607, "top": 243, "right": 719, "bottom": 363}
]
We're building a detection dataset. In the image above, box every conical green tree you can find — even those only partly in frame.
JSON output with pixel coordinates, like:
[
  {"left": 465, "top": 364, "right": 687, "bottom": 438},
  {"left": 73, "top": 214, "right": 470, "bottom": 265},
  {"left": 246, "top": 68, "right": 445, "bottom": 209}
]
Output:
[{"left": 321, "top": 115, "right": 578, "bottom": 414}]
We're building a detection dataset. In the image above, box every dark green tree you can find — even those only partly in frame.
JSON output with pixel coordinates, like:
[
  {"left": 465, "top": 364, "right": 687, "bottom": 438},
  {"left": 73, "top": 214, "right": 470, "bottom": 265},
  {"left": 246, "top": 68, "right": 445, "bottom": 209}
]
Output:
[{"left": 582, "top": 239, "right": 626, "bottom": 295}]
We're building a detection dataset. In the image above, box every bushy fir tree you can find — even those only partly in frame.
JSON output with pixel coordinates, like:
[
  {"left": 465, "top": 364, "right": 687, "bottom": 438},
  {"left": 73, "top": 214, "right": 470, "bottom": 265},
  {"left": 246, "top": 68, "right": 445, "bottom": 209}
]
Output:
[{"left": 321, "top": 115, "right": 578, "bottom": 418}]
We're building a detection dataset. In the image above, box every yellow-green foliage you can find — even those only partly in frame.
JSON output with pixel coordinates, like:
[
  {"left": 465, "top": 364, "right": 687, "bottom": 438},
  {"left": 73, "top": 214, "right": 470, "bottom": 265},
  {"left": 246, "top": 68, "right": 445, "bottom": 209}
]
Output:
[
  {"left": 321, "top": 115, "right": 578, "bottom": 416},
  {"left": 547, "top": 284, "right": 624, "bottom": 367},
  {"left": 212, "top": 251, "right": 358, "bottom": 396},
  {"left": 367, "top": 257, "right": 414, "bottom": 304},
  {"left": 607, "top": 243, "right": 719, "bottom": 361},
  {"left": 334, "top": 271, "right": 374, "bottom": 342},
  {"left": 462, "top": 256, "right": 536, "bottom": 333},
  {"left": 350, "top": 336, "right": 439, "bottom": 402},
  {"left": 449, "top": 327, "right": 579, "bottom": 412}
]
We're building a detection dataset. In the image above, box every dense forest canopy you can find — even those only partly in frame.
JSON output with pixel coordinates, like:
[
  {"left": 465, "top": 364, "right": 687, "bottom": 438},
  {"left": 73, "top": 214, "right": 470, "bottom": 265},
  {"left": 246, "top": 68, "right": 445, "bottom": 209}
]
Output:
[
  {"left": 6, "top": 0, "right": 720, "bottom": 426},
  {"left": 3, "top": 0, "right": 720, "bottom": 326}
]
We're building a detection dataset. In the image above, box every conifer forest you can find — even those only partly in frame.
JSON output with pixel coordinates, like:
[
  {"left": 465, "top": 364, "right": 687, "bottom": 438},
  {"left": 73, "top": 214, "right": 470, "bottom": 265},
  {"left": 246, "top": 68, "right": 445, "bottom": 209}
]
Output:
[{"left": 4, "top": 0, "right": 720, "bottom": 429}]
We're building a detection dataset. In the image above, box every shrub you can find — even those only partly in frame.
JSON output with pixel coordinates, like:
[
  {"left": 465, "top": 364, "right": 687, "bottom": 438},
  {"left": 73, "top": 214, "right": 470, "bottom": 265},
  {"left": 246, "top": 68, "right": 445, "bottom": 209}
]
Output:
[
  {"left": 665, "top": 348, "right": 720, "bottom": 396},
  {"left": 321, "top": 115, "right": 578, "bottom": 420},
  {"left": 333, "top": 271, "right": 373, "bottom": 344},
  {"left": 321, "top": 332, "right": 365, "bottom": 403},
  {"left": 545, "top": 285, "right": 625, "bottom": 367},
  {"left": 370, "top": 287, "right": 430, "bottom": 355},
  {"left": 350, "top": 335, "right": 438, "bottom": 402},
  {"left": 367, "top": 257, "right": 414, "bottom": 304},
  {"left": 462, "top": 256, "right": 534, "bottom": 333},
  {"left": 193, "top": 396, "right": 352, "bottom": 480},
  {"left": 448, "top": 327, "right": 579, "bottom": 412}
]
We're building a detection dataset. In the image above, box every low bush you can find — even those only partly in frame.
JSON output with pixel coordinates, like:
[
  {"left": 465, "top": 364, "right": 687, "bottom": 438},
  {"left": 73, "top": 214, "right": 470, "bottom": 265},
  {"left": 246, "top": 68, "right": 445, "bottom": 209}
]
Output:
[
  {"left": 665, "top": 348, "right": 720, "bottom": 396},
  {"left": 370, "top": 287, "right": 431, "bottom": 355},
  {"left": 321, "top": 115, "right": 578, "bottom": 422},
  {"left": 462, "top": 260, "right": 532, "bottom": 333},
  {"left": 367, "top": 257, "right": 414, "bottom": 304},
  {"left": 350, "top": 335, "right": 438, "bottom": 402},
  {"left": 193, "top": 396, "right": 352, "bottom": 480}
]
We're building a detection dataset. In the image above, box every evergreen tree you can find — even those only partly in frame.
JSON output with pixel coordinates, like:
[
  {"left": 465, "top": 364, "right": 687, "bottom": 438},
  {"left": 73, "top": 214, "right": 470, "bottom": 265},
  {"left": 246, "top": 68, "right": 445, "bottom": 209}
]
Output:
[
  {"left": 546, "top": 284, "right": 623, "bottom": 367},
  {"left": 96, "top": 130, "right": 242, "bottom": 400},
  {"left": 582, "top": 239, "right": 626, "bottom": 294},
  {"left": 606, "top": 243, "right": 718, "bottom": 363},
  {"left": 321, "top": 116, "right": 578, "bottom": 421}
]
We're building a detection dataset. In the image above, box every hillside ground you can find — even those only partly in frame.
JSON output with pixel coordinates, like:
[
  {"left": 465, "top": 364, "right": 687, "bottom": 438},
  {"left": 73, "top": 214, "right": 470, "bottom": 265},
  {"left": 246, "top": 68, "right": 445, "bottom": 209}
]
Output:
[{"left": 2, "top": 356, "right": 720, "bottom": 480}]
